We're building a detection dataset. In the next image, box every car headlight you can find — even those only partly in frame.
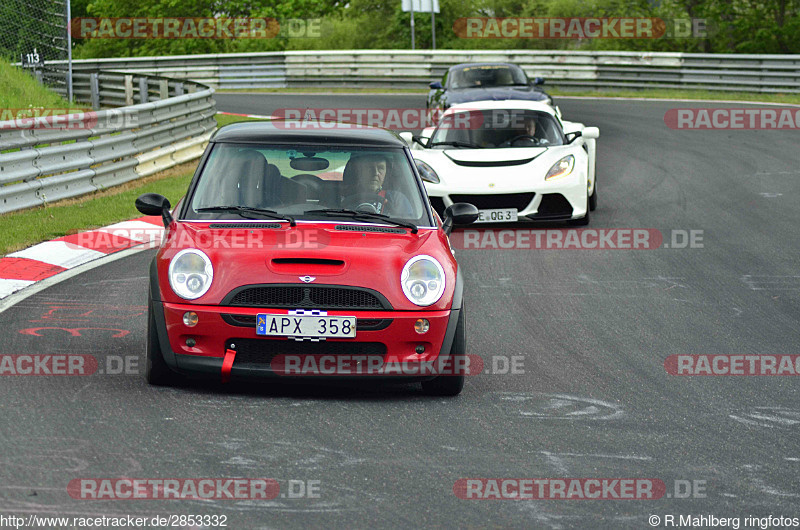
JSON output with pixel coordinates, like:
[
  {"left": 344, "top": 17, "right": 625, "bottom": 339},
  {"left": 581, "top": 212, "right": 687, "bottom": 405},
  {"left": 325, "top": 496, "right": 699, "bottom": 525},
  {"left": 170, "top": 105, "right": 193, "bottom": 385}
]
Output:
[
  {"left": 401, "top": 255, "right": 446, "bottom": 306},
  {"left": 168, "top": 248, "right": 213, "bottom": 300},
  {"left": 545, "top": 155, "right": 575, "bottom": 181},
  {"left": 415, "top": 159, "right": 440, "bottom": 184}
]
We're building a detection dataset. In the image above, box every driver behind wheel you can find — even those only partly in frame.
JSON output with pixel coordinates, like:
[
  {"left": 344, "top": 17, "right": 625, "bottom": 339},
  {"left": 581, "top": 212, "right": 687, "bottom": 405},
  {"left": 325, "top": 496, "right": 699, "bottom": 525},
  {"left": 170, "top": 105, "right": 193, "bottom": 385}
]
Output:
[
  {"left": 500, "top": 116, "right": 546, "bottom": 147},
  {"left": 341, "top": 153, "right": 414, "bottom": 216}
]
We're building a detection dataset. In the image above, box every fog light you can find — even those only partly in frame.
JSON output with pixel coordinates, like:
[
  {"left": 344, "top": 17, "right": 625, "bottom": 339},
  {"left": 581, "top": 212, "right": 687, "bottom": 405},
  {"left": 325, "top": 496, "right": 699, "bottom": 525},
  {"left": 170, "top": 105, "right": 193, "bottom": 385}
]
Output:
[
  {"left": 414, "top": 319, "right": 430, "bottom": 334},
  {"left": 186, "top": 338, "right": 196, "bottom": 347},
  {"left": 415, "top": 345, "right": 425, "bottom": 354},
  {"left": 183, "top": 311, "right": 198, "bottom": 327}
]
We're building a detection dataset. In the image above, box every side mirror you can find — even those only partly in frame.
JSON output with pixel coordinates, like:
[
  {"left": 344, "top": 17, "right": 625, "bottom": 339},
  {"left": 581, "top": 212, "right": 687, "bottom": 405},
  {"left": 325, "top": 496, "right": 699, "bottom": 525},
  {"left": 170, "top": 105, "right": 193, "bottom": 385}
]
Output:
[
  {"left": 429, "top": 81, "right": 443, "bottom": 89},
  {"left": 399, "top": 131, "right": 414, "bottom": 146},
  {"left": 136, "top": 193, "right": 173, "bottom": 227},
  {"left": 582, "top": 126, "right": 600, "bottom": 139},
  {"left": 442, "top": 202, "right": 479, "bottom": 235},
  {"left": 565, "top": 131, "right": 582, "bottom": 144},
  {"left": 532, "top": 77, "right": 545, "bottom": 86}
]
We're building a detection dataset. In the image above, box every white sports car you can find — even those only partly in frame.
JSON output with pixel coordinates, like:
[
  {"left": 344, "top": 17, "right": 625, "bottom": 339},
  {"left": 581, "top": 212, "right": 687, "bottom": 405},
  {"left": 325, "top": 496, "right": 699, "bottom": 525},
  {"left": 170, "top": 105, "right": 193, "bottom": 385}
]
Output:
[{"left": 401, "top": 101, "right": 599, "bottom": 225}]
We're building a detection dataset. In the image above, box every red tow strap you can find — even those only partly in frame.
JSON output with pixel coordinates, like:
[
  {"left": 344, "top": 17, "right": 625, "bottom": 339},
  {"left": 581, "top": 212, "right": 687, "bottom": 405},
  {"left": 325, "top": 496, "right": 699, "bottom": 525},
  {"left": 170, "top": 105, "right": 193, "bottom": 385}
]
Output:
[{"left": 221, "top": 348, "right": 236, "bottom": 383}]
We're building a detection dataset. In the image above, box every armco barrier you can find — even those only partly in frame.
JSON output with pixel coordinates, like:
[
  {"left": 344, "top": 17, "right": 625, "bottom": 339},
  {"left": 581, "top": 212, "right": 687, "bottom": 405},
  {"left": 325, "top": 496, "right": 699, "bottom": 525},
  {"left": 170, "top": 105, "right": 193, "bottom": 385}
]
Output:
[
  {"left": 0, "top": 73, "right": 216, "bottom": 214},
  {"left": 55, "top": 50, "right": 800, "bottom": 93}
]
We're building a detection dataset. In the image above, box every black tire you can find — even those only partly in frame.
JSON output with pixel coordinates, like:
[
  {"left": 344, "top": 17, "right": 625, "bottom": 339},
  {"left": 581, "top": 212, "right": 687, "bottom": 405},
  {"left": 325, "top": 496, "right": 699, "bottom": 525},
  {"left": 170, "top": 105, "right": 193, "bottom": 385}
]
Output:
[
  {"left": 421, "top": 304, "right": 466, "bottom": 397},
  {"left": 588, "top": 181, "right": 598, "bottom": 211},
  {"left": 146, "top": 303, "right": 179, "bottom": 386}
]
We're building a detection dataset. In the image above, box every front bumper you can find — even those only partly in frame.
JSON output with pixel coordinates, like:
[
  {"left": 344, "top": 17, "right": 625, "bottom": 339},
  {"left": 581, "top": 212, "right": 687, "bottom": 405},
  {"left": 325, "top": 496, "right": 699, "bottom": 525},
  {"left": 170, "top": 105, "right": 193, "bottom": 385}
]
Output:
[
  {"left": 152, "top": 301, "right": 461, "bottom": 383},
  {"left": 429, "top": 188, "right": 586, "bottom": 223}
]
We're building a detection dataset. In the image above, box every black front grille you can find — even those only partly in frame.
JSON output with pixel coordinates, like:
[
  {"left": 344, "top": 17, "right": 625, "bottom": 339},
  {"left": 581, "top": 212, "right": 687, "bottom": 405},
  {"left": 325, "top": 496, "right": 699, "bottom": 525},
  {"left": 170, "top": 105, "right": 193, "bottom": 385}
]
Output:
[
  {"left": 229, "top": 338, "right": 387, "bottom": 367},
  {"left": 449, "top": 193, "right": 535, "bottom": 211},
  {"left": 536, "top": 193, "right": 573, "bottom": 217},
  {"left": 225, "top": 284, "right": 390, "bottom": 310}
]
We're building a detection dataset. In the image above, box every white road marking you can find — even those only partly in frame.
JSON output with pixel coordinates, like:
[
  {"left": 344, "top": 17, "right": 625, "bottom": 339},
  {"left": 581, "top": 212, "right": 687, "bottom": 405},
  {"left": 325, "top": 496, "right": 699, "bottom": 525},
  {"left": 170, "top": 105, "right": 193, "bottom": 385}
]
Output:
[
  {"left": 0, "top": 278, "right": 35, "bottom": 299},
  {"left": 8, "top": 241, "right": 105, "bottom": 269},
  {"left": 0, "top": 246, "right": 150, "bottom": 315}
]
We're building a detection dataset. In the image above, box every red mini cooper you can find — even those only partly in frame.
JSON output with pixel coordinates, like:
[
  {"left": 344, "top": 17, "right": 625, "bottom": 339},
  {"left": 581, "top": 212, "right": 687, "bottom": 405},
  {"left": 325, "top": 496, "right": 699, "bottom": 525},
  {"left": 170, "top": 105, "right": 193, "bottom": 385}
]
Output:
[{"left": 136, "top": 121, "right": 478, "bottom": 395}]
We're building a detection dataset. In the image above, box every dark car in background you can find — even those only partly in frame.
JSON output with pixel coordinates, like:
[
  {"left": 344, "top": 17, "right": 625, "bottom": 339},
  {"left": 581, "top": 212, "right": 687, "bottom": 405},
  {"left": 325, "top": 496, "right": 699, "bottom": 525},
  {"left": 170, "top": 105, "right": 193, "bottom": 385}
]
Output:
[{"left": 426, "top": 62, "right": 553, "bottom": 120}]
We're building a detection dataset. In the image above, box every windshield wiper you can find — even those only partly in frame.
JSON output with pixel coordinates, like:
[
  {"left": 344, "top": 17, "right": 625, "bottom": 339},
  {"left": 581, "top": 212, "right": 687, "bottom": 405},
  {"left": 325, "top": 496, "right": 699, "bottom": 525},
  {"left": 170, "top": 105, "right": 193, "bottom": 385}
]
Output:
[
  {"left": 429, "top": 141, "right": 483, "bottom": 149},
  {"left": 195, "top": 206, "right": 296, "bottom": 226},
  {"left": 304, "top": 208, "right": 418, "bottom": 234}
]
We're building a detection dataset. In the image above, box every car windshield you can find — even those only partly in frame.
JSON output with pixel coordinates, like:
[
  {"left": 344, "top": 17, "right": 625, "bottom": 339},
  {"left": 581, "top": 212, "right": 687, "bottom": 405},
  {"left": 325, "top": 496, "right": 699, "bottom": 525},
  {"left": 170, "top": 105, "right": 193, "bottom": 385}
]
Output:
[
  {"left": 184, "top": 143, "right": 432, "bottom": 225},
  {"left": 449, "top": 65, "right": 528, "bottom": 89},
  {"left": 430, "top": 110, "right": 565, "bottom": 148}
]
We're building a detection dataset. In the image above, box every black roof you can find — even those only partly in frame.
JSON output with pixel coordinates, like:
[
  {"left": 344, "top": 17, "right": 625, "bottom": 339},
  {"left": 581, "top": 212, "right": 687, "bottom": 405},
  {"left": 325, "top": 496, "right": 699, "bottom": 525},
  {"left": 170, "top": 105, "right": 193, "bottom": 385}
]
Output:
[{"left": 211, "top": 120, "right": 407, "bottom": 147}]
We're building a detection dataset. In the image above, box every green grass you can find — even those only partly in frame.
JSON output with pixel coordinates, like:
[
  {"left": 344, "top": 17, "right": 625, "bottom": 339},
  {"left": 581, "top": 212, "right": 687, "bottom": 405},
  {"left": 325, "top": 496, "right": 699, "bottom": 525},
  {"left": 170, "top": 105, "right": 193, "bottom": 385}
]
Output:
[
  {"left": 0, "top": 58, "right": 78, "bottom": 109},
  {"left": 0, "top": 167, "right": 195, "bottom": 255}
]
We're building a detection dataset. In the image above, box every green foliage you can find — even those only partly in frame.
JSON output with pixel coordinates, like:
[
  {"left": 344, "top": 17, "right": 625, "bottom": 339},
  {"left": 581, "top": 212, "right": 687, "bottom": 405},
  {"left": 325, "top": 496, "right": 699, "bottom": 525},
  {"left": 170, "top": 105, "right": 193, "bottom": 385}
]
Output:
[{"left": 70, "top": 0, "right": 800, "bottom": 56}]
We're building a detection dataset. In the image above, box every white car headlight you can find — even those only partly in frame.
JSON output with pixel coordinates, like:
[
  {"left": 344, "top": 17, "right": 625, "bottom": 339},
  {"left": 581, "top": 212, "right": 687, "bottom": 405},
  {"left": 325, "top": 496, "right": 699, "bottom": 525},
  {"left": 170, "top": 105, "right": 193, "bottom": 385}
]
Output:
[
  {"left": 401, "top": 255, "right": 446, "bottom": 306},
  {"left": 545, "top": 155, "right": 575, "bottom": 181},
  {"left": 415, "top": 159, "right": 440, "bottom": 184},
  {"left": 169, "top": 248, "right": 213, "bottom": 300}
]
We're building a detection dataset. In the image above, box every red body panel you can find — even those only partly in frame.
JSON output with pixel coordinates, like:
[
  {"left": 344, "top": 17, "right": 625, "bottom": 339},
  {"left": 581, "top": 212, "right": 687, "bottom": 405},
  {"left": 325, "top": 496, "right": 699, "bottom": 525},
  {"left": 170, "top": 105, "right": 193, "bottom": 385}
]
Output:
[
  {"left": 155, "top": 221, "right": 458, "bottom": 362},
  {"left": 156, "top": 222, "right": 457, "bottom": 312}
]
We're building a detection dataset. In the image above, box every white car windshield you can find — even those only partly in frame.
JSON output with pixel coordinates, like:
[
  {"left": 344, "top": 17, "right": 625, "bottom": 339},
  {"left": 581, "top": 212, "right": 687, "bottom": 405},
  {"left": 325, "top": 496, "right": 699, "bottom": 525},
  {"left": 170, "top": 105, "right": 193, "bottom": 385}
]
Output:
[
  {"left": 185, "top": 144, "right": 431, "bottom": 225},
  {"left": 430, "top": 110, "right": 565, "bottom": 148}
]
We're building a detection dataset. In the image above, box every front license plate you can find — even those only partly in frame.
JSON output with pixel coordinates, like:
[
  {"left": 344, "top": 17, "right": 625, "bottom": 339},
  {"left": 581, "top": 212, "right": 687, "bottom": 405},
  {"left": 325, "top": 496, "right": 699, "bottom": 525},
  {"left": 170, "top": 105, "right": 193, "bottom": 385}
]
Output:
[
  {"left": 256, "top": 314, "right": 356, "bottom": 338},
  {"left": 475, "top": 208, "right": 518, "bottom": 223}
]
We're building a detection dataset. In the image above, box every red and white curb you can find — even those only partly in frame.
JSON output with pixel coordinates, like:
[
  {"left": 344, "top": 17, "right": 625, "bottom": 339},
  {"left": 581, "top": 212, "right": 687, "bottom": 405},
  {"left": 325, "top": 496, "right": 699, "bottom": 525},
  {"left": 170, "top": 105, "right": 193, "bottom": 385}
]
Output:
[{"left": 0, "top": 216, "right": 164, "bottom": 300}]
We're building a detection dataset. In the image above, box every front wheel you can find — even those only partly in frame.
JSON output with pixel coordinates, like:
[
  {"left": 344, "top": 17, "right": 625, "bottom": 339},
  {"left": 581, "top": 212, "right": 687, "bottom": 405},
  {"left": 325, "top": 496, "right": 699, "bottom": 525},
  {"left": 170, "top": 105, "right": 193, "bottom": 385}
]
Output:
[{"left": 421, "top": 304, "right": 466, "bottom": 396}]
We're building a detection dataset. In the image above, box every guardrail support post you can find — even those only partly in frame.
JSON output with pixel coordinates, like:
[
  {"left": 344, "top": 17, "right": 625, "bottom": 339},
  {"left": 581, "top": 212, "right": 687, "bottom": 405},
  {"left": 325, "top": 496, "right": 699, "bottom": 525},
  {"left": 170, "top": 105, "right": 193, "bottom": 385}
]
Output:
[
  {"left": 90, "top": 73, "right": 100, "bottom": 109},
  {"left": 138, "top": 77, "right": 149, "bottom": 103},
  {"left": 159, "top": 79, "right": 169, "bottom": 100},
  {"left": 124, "top": 75, "right": 134, "bottom": 106},
  {"left": 175, "top": 82, "right": 184, "bottom": 96}
]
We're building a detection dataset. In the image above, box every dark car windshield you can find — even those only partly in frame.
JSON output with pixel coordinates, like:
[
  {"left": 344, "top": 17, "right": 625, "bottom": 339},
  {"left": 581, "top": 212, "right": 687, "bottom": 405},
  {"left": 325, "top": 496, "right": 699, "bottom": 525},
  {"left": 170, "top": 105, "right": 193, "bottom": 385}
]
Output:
[
  {"left": 184, "top": 143, "right": 431, "bottom": 225},
  {"left": 449, "top": 65, "right": 528, "bottom": 89},
  {"left": 430, "top": 110, "right": 565, "bottom": 148}
]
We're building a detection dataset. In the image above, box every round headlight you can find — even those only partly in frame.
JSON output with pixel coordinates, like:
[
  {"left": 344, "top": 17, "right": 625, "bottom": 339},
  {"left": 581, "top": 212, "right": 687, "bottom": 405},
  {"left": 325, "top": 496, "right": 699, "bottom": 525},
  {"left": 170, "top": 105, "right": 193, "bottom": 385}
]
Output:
[
  {"left": 401, "top": 255, "right": 446, "bottom": 306},
  {"left": 169, "top": 248, "right": 213, "bottom": 300}
]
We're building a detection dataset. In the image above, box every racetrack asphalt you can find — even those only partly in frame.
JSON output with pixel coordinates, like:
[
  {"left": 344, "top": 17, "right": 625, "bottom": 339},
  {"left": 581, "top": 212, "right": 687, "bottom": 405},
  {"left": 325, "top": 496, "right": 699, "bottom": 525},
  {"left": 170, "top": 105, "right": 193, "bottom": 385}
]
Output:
[{"left": 0, "top": 93, "right": 798, "bottom": 528}]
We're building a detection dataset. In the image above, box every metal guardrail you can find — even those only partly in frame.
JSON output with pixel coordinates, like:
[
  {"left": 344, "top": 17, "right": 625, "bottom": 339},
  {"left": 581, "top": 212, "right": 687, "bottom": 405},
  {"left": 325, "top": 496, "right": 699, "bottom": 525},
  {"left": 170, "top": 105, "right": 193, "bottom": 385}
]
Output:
[
  {"left": 0, "top": 73, "right": 216, "bottom": 214},
  {"left": 56, "top": 50, "right": 800, "bottom": 93}
]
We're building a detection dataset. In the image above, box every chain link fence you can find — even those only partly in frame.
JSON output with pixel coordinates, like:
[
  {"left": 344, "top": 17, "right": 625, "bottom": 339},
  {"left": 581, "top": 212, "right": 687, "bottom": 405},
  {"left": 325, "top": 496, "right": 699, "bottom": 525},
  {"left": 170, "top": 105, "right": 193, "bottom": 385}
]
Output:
[{"left": 0, "top": 0, "right": 71, "bottom": 98}]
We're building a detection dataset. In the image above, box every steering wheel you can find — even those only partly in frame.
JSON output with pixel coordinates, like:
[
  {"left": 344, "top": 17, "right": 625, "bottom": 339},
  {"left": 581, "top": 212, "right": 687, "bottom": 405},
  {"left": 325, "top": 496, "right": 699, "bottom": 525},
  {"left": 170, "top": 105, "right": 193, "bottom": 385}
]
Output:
[
  {"left": 505, "top": 135, "right": 542, "bottom": 146},
  {"left": 341, "top": 192, "right": 388, "bottom": 214}
]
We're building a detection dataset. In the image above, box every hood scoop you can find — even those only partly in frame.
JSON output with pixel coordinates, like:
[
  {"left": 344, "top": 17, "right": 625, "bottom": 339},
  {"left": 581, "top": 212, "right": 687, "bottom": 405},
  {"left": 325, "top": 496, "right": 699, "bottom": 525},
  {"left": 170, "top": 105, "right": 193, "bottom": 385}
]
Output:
[{"left": 271, "top": 258, "right": 344, "bottom": 266}]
